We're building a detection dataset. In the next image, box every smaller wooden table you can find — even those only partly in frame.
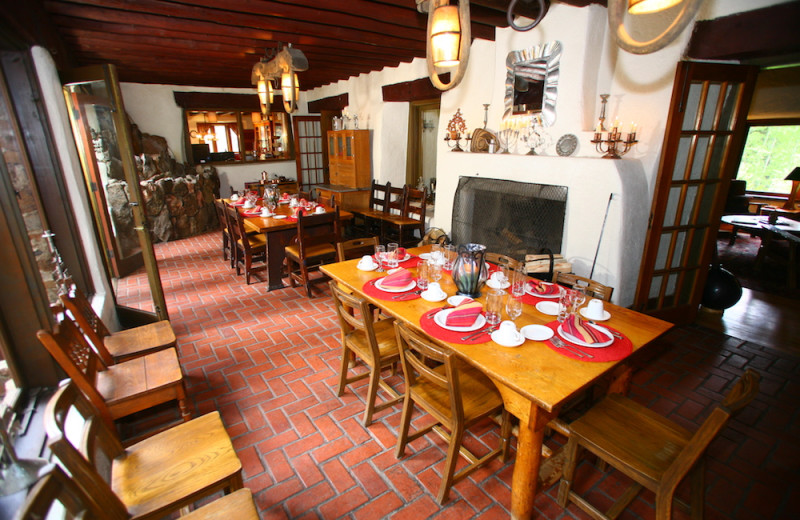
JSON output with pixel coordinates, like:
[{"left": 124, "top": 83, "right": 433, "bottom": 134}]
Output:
[{"left": 721, "top": 214, "right": 800, "bottom": 246}]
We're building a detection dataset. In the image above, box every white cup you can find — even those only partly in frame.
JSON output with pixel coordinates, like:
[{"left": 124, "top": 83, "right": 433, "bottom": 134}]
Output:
[
  {"left": 243, "top": 200, "right": 255, "bottom": 209},
  {"left": 424, "top": 282, "right": 445, "bottom": 299},
  {"left": 261, "top": 208, "right": 271, "bottom": 216},
  {"left": 358, "top": 255, "right": 376, "bottom": 269},
  {"left": 497, "top": 320, "right": 518, "bottom": 341},
  {"left": 230, "top": 193, "right": 239, "bottom": 201},
  {"left": 315, "top": 206, "right": 326, "bottom": 214},
  {"left": 586, "top": 299, "right": 605, "bottom": 319}
]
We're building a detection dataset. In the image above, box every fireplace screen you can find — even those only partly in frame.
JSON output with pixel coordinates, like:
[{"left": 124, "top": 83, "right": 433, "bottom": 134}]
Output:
[{"left": 451, "top": 177, "right": 567, "bottom": 259}]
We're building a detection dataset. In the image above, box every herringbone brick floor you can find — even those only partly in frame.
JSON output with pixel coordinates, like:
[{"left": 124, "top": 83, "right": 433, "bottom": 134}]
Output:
[{"left": 120, "top": 231, "right": 799, "bottom": 519}]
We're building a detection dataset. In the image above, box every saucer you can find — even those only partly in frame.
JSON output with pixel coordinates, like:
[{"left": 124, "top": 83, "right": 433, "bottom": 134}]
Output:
[
  {"left": 447, "top": 295, "right": 472, "bottom": 306},
  {"left": 580, "top": 308, "right": 611, "bottom": 321},
  {"left": 520, "top": 325, "right": 554, "bottom": 341},
  {"left": 357, "top": 263, "right": 378, "bottom": 272},
  {"left": 273, "top": 215, "right": 287, "bottom": 219},
  {"left": 486, "top": 279, "right": 510, "bottom": 290},
  {"left": 535, "top": 301, "right": 559, "bottom": 315},
  {"left": 491, "top": 330, "right": 525, "bottom": 347},
  {"left": 419, "top": 253, "right": 431, "bottom": 260},
  {"left": 421, "top": 291, "right": 447, "bottom": 302}
]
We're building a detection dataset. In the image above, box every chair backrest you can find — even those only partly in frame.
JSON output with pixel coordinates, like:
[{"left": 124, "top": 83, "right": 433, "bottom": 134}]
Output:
[
  {"left": 402, "top": 186, "right": 428, "bottom": 222},
  {"left": 36, "top": 320, "right": 115, "bottom": 432},
  {"left": 58, "top": 281, "right": 115, "bottom": 366},
  {"left": 368, "top": 180, "right": 390, "bottom": 212},
  {"left": 226, "top": 206, "right": 256, "bottom": 254},
  {"left": 552, "top": 271, "right": 614, "bottom": 302},
  {"left": 16, "top": 464, "right": 122, "bottom": 520},
  {"left": 243, "top": 181, "right": 264, "bottom": 197},
  {"left": 336, "top": 236, "right": 380, "bottom": 262},
  {"left": 485, "top": 252, "right": 522, "bottom": 271},
  {"left": 43, "top": 382, "right": 129, "bottom": 519},
  {"left": 214, "top": 198, "right": 230, "bottom": 233},
  {"left": 329, "top": 281, "right": 384, "bottom": 362},
  {"left": 294, "top": 208, "right": 340, "bottom": 261},
  {"left": 658, "top": 369, "right": 760, "bottom": 508},
  {"left": 386, "top": 185, "right": 406, "bottom": 216},
  {"left": 394, "top": 321, "right": 464, "bottom": 421}
]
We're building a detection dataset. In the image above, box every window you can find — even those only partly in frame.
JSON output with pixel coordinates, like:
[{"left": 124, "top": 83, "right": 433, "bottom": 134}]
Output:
[{"left": 736, "top": 123, "right": 800, "bottom": 194}]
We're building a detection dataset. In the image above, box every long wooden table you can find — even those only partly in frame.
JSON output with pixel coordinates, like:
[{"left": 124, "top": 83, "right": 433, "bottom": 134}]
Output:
[
  {"left": 233, "top": 202, "right": 352, "bottom": 291},
  {"left": 321, "top": 245, "right": 673, "bottom": 519}
]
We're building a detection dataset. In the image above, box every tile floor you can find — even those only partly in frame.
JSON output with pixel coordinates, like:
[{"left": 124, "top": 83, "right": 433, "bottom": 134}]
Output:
[{"left": 119, "top": 231, "right": 799, "bottom": 519}]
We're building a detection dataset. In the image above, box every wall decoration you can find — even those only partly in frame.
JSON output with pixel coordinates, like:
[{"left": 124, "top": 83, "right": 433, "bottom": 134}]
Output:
[
  {"left": 470, "top": 128, "right": 496, "bottom": 153},
  {"left": 504, "top": 41, "right": 561, "bottom": 127},
  {"left": 556, "top": 134, "right": 578, "bottom": 157}
]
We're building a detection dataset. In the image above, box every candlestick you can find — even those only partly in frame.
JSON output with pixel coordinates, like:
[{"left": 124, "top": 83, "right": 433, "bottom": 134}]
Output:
[{"left": 590, "top": 125, "right": 638, "bottom": 159}]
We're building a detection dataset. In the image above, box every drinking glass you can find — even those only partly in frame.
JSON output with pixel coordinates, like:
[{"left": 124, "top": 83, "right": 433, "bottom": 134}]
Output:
[
  {"left": 443, "top": 244, "right": 457, "bottom": 270},
  {"left": 375, "top": 245, "right": 386, "bottom": 270},
  {"left": 505, "top": 295, "right": 523, "bottom": 323},
  {"left": 430, "top": 243, "right": 443, "bottom": 265},
  {"left": 511, "top": 267, "right": 526, "bottom": 297},
  {"left": 387, "top": 243, "right": 399, "bottom": 268},
  {"left": 486, "top": 289, "right": 505, "bottom": 326},
  {"left": 495, "top": 264, "right": 509, "bottom": 286},
  {"left": 572, "top": 283, "right": 587, "bottom": 314},
  {"left": 427, "top": 259, "right": 442, "bottom": 284},
  {"left": 416, "top": 261, "right": 429, "bottom": 290},
  {"left": 557, "top": 287, "right": 574, "bottom": 323}
]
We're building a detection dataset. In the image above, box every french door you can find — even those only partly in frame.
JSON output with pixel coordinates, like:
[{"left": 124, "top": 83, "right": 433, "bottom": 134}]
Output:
[
  {"left": 634, "top": 62, "right": 757, "bottom": 323},
  {"left": 293, "top": 116, "right": 325, "bottom": 191}
]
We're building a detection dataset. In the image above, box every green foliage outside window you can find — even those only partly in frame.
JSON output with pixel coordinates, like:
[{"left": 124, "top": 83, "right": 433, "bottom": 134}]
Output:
[{"left": 736, "top": 125, "right": 800, "bottom": 193}]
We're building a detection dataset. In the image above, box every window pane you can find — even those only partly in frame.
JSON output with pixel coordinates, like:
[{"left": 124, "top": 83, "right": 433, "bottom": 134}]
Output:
[{"left": 737, "top": 125, "right": 800, "bottom": 193}]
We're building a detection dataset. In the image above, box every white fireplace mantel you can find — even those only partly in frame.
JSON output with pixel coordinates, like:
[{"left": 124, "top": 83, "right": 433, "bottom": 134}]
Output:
[{"left": 433, "top": 153, "right": 651, "bottom": 307}]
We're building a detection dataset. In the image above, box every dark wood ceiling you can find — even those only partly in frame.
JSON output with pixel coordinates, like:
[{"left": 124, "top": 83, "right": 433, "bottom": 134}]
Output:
[{"left": 3, "top": 0, "right": 602, "bottom": 91}]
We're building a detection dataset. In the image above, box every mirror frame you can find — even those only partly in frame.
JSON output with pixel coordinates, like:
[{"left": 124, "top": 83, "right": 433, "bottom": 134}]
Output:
[{"left": 504, "top": 40, "right": 562, "bottom": 127}]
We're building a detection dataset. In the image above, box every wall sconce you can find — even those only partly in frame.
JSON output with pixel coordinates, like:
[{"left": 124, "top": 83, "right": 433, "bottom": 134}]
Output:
[
  {"left": 608, "top": 0, "right": 703, "bottom": 54},
  {"left": 418, "top": 0, "right": 471, "bottom": 91},
  {"left": 251, "top": 44, "right": 308, "bottom": 114}
]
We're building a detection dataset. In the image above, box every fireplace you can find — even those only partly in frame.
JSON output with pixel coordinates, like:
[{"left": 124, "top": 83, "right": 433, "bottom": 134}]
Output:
[{"left": 451, "top": 177, "right": 567, "bottom": 259}]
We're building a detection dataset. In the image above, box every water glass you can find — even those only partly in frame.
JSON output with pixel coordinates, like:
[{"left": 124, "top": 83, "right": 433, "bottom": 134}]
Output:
[
  {"left": 430, "top": 243, "right": 444, "bottom": 265},
  {"left": 572, "top": 283, "right": 587, "bottom": 314},
  {"left": 375, "top": 245, "right": 386, "bottom": 267},
  {"left": 387, "top": 243, "right": 399, "bottom": 268},
  {"left": 486, "top": 289, "right": 505, "bottom": 326},
  {"left": 443, "top": 244, "right": 457, "bottom": 270},
  {"left": 511, "top": 267, "right": 526, "bottom": 297},
  {"left": 427, "top": 259, "right": 442, "bottom": 283},
  {"left": 505, "top": 295, "right": 523, "bottom": 323},
  {"left": 416, "top": 261, "right": 429, "bottom": 290},
  {"left": 557, "top": 287, "right": 574, "bottom": 323}
]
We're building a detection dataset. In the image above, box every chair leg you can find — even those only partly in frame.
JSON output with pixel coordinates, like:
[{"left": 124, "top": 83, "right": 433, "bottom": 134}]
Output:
[
  {"left": 689, "top": 458, "right": 705, "bottom": 520},
  {"left": 557, "top": 435, "right": 580, "bottom": 507},
  {"left": 337, "top": 347, "right": 352, "bottom": 397},
  {"left": 500, "top": 409, "right": 512, "bottom": 462},
  {"left": 177, "top": 381, "right": 192, "bottom": 422},
  {"left": 395, "top": 395, "right": 414, "bottom": 459},
  {"left": 437, "top": 425, "right": 465, "bottom": 504},
  {"left": 286, "top": 257, "right": 297, "bottom": 288},
  {"left": 362, "top": 363, "right": 382, "bottom": 426}
]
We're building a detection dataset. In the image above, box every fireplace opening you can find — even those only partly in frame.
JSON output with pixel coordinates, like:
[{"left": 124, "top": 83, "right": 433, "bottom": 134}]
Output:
[{"left": 450, "top": 176, "right": 567, "bottom": 259}]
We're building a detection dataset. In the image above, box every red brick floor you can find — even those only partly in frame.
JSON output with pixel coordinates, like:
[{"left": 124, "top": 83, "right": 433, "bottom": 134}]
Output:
[{"left": 120, "top": 231, "right": 799, "bottom": 519}]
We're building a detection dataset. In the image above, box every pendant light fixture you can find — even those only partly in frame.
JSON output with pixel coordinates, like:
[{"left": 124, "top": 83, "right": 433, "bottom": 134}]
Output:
[
  {"left": 419, "top": 0, "right": 471, "bottom": 91},
  {"left": 257, "top": 78, "right": 274, "bottom": 116},
  {"left": 251, "top": 44, "right": 308, "bottom": 114},
  {"left": 608, "top": 0, "right": 703, "bottom": 54},
  {"left": 281, "top": 72, "right": 300, "bottom": 113}
]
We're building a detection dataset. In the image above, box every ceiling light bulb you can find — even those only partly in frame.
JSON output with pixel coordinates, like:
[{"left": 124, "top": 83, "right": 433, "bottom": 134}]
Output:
[
  {"left": 628, "top": 0, "right": 683, "bottom": 14},
  {"left": 281, "top": 73, "right": 299, "bottom": 104},
  {"left": 431, "top": 4, "right": 461, "bottom": 68}
]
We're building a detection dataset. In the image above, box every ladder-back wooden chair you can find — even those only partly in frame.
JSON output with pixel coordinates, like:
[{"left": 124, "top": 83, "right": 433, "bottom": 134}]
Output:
[
  {"left": 552, "top": 271, "right": 614, "bottom": 302},
  {"left": 59, "top": 280, "right": 176, "bottom": 365},
  {"left": 329, "top": 281, "right": 402, "bottom": 426},
  {"left": 336, "top": 236, "right": 380, "bottom": 262},
  {"left": 485, "top": 252, "right": 522, "bottom": 271},
  {"left": 36, "top": 318, "right": 191, "bottom": 437},
  {"left": 285, "top": 208, "right": 340, "bottom": 297},
  {"left": 227, "top": 205, "right": 267, "bottom": 285},
  {"left": 43, "top": 382, "right": 252, "bottom": 520},
  {"left": 383, "top": 186, "right": 427, "bottom": 247},
  {"left": 394, "top": 321, "right": 511, "bottom": 504},
  {"left": 213, "top": 198, "right": 233, "bottom": 266},
  {"left": 558, "top": 369, "right": 761, "bottom": 520},
  {"left": 352, "top": 180, "right": 390, "bottom": 237}
]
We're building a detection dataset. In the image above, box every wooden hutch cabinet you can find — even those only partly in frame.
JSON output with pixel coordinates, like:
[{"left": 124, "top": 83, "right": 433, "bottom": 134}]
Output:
[{"left": 316, "top": 129, "right": 371, "bottom": 210}]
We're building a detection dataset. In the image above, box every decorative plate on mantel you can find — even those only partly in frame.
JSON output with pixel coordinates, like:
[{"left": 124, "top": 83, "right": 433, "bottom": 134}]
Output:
[
  {"left": 556, "top": 134, "right": 578, "bottom": 157},
  {"left": 470, "top": 128, "right": 497, "bottom": 153}
]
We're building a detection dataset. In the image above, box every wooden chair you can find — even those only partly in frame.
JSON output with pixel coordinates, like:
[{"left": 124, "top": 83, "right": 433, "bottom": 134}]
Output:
[
  {"left": 213, "top": 198, "right": 232, "bottom": 266},
  {"left": 59, "top": 280, "right": 176, "bottom": 365},
  {"left": 36, "top": 318, "right": 191, "bottom": 437},
  {"left": 352, "top": 180, "right": 390, "bottom": 236},
  {"left": 557, "top": 369, "right": 761, "bottom": 520},
  {"left": 17, "top": 464, "right": 258, "bottom": 520},
  {"left": 243, "top": 181, "right": 264, "bottom": 197},
  {"left": 329, "top": 281, "right": 402, "bottom": 426},
  {"left": 485, "top": 252, "right": 522, "bottom": 271},
  {"left": 336, "top": 236, "right": 380, "bottom": 262},
  {"left": 383, "top": 186, "right": 427, "bottom": 247},
  {"left": 43, "top": 382, "right": 252, "bottom": 520},
  {"left": 552, "top": 271, "right": 614, "bottom": 302},
  {"left": 394, "top": 321, "right": 512, "bottom": 504},
  {"left": 227, "top": 205, "right": 267, "bottom": 285},
  {"left": 284, "top": 208, "right": 340, "bottom": 297}
]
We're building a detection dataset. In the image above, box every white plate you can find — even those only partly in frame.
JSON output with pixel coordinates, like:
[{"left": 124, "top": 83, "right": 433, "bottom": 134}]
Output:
[
  {"left": 486, "top": 279, "right": 510, "bottom": 290},
  {"left": 535, "top": 301, "right": 559, "bottom": 315},
  {"left": 434, "top": 309, "right": 486, "bottom": 332},
  {"left": 357, "top": 263, "right": 377, "bottom": 272},
  {"left": 580, "top": 308, "right": 611, "bottom": 321},
  {"left": 491, "top": 330, "right": 525, "bottom": 347},
  {"left": 397, "top": 253, "right": 412, "bottom": 262},
  {"left": 447, "top": 295, "right": 473, "bottom": 306},
  {"left": 557, "top": 324, "right": 613, "bottom": 348},
  {"left": 419, "top": 253, "right": 431, "bottom": 260},
  {"left": 525, "top": 282, "right": 560, "bottom": 299},
  {"left": 421, "top": 291, "right": 447, "bottom": 302},
  {"left": 521, "top": 324, "right": 554, "bottom": 341},
  {"left": 273, "top": 215, "right": 287, "bottom": 219},
  {"left": 375, "top": 278, "right": 416, "bottom": 293}
]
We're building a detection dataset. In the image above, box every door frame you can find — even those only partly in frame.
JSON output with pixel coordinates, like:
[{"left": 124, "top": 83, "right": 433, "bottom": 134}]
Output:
[{"left": 406, "top": 99, "right": 440, "bottom": 188}]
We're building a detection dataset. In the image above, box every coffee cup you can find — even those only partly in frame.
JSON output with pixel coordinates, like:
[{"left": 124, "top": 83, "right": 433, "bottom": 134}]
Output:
[
  {"left": 261, "top": 208, "right": 271, "bottom": 216},
  {"left": 424, "top": 282, "right": 445, "bottom": 299},
  {"left": 358, "top": 255, "right": 376, "bottom": 269},
  {"left": 586, "top": 299, "right": 606, "bottom": 320},
  {"left": 243, "top": 200, "right": 255, "bottom": 209},
  {"left": 497, "top": 321, "right": 519, "bottom": 342},
  {"left": 230, "top": 193, "right": 239, "bottom": 201},
  {"left": 315, "top": 206, "right": 326, "bottom": 214}
]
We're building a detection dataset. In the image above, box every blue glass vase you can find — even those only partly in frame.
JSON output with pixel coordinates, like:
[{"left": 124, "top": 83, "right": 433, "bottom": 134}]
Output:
[{"left": 451, "top": 244, "right": 489, "bottom": 298}]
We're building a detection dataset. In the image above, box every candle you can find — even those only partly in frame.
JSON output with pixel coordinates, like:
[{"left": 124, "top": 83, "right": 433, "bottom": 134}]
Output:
[
  {"left": 596, "top": 121, "right": 602, "bottom": 133},
  {"left": 613, "top": 118, "right": 620, "bottom": 131},
  {"left": 630, "top": 121, "right": 637, "bottom": 133}
]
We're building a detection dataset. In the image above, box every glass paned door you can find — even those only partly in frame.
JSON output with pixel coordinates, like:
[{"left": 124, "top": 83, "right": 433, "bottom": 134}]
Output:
[
  {"left": 634, "top": 62, "right": 757, "bottom": 322},
  {"left": 293, "top": 116, "right": 324, "bottom": 189},
  {"left": 63, "top": 65, "right": 168, "bottom": 321}
]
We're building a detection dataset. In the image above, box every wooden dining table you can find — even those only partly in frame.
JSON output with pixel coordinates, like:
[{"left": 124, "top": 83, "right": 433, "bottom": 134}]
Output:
[
  {"left": 320, "top": 245, "right": 673, "bottom": 520},
  {"left": 227, "top": 200, "right": 352, "bottom": 291}
]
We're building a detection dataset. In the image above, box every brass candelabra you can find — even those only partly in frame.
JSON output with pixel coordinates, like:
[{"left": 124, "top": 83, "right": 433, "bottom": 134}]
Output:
[{"left": 591, "top": 122, "right": 637, "bottom": 159}]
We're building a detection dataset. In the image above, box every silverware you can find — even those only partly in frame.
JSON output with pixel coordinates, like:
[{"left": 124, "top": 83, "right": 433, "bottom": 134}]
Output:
[
  {"left": 587, "top": 321, "right": 623, "bottom": 339},
  {"left": 424, "top": 305, "right": 453, "bottom": 319},
  {"left": 393, "top": 290, "right": 422, "bottom": 300},
  {"left": 461, "top": 326, "right": 497, "bottom": 341},
  {"left": 551, "top": 336, "right": 593, "bottom": 359}
]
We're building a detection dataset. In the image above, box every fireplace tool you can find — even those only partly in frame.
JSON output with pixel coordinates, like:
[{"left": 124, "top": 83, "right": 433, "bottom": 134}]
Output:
[{"left": 590, "top": 193, "right": 614, "bottom": 279}]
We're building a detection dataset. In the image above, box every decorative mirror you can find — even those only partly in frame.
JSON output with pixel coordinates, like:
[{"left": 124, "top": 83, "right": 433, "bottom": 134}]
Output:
[{"left": 504, "top": 41, "right": 561, "bottom": 126}]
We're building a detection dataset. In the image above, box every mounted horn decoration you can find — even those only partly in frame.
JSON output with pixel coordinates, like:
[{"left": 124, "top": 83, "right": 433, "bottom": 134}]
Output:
[
  {"left": 608, "top": 0, "right": 703, "bottom": 54},
  {"left": 418, "top": 0, "right": 471, "bottom": 91},
  {"left": 251, "top": 44, "right": 308, "bottom": 113}
]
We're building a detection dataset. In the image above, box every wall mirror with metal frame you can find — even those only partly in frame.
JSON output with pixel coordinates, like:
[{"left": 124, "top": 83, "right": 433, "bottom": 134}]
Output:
[{"left": 503, "top": 41, "right": 562, "bottom": 126}]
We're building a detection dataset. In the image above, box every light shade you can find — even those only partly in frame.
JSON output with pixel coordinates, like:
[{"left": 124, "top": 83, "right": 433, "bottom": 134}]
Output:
[
  {"left": 785, "top": 167, "right": 800, "bottom": 181},
  {"left": 281, "top": 73, "right": 299, "bottom": 104},
  {"left": 206, "top": 111, "right": 217, "bottom": 124},
  {"left": 431, "top": 4, "right": 461, "bottom": 67},
  {"left": 628, "top": 0, "right": 683, "bottom": 14},
  {"left": 257, "top": 79, "right": 273, "bottom": 106},
  {"left": 251, "top": 112, "right": 261, "bottom": 125}
]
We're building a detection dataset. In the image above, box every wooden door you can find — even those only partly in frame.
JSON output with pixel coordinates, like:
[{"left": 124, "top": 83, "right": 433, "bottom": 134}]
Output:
[
  {"left": 634, "top": 62, "right": 757, "bottom": 323},
  {"left": 293, "top": 116, "right": 324, "bottom": 191}
]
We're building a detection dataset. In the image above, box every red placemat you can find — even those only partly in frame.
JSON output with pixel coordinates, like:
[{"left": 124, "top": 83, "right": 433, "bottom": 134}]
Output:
[
  {"left": 362, "top": 278, "right": 421, "bottom": 301},
  {"left": 399, "top": 256, "right": 422, "bottom": 268},
  {"left": 419, "top": 308, "right": 492, "bottom": 344},
  {"left": 544, "top": 320, "right": 631, "bottom": 362}
]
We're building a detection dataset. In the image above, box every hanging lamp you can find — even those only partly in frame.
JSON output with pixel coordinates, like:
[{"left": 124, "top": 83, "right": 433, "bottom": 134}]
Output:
[
  {"left": 608, "top": 0, "right": 703, "bottom": 54},
  {"left": 419, "top": 0, "right": 471, "bottom": 91}
]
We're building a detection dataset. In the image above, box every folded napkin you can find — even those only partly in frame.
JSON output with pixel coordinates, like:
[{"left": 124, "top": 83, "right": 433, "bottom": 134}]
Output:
[
  {"left": 445, "top": 301, "right": 483, "bottom": 327},
  {"left": 563, "top": 314, "right": 607, "bottom": 344},
  {"left": 381, "top": 268, "right": 412, "bottom": 288},
  {"left": 527, "top": 280, "right": 559, "bottom": 296},
  {"left": 232, "top": 199, "right": 246, "bottom": 206}
]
